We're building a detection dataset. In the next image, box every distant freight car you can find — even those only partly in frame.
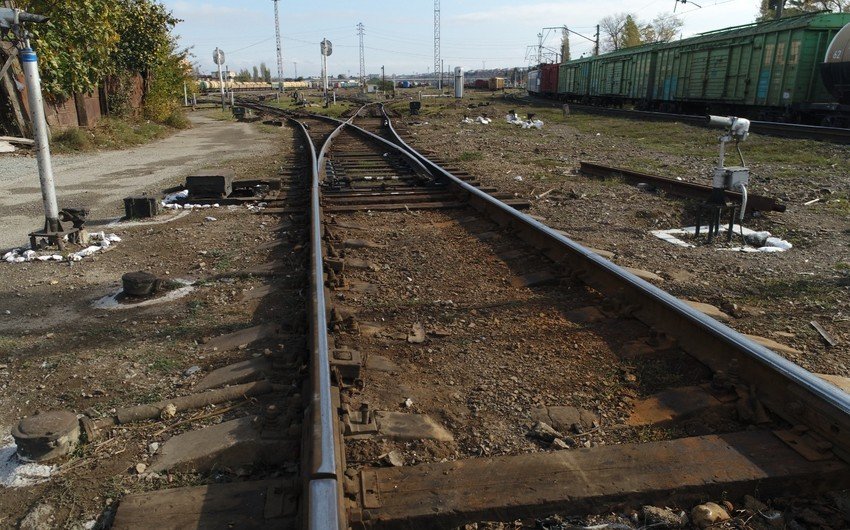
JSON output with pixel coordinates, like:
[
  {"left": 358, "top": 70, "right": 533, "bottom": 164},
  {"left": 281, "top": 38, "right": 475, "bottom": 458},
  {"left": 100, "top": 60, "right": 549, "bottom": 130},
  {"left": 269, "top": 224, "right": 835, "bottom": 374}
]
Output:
[
  {"left": 488, "top": 77, "right": 506, "bottom": 90},
  {"left": 534, "top": 12, "right": 850, "bottom": 125}
]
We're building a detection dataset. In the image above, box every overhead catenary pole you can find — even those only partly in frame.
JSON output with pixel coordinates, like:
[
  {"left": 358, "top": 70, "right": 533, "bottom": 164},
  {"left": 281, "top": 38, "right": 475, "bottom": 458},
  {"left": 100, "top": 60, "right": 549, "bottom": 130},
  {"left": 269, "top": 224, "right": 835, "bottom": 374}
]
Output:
[
  {"left": 272, "top": 0, "right": 284, "bottom": 90},
  {"left": 357, "top": 22, "right": 366, "bottom": 91},
  {"left": 595, "top": 25, "right": 600, "bottom": 56},
  {"left": 434, "top": 0, "right": 441, "bottom": 89}
]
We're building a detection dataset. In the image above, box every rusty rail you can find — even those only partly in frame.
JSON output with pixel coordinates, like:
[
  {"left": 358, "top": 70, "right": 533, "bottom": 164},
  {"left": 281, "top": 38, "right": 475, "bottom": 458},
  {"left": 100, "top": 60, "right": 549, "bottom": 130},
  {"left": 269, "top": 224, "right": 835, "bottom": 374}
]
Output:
[
  {"left": 288, "top": 116, "right": 344, "bottom": 530},
  {"left": 579, "top": 161, "right": 787, "bottom": 213},
  {"left": 379, "top": 104, "right": 850, "bottom": 464}
]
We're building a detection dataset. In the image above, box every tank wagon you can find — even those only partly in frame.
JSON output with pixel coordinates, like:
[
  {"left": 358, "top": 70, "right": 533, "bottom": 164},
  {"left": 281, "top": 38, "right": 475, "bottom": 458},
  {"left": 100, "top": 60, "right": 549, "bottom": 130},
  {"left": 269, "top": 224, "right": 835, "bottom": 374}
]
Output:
[
  {"left": 197, "top": 80, "right": 313, "bottom": 92},
  {"left": 531, "top": 12, "right": 850, "bottom": 126}
]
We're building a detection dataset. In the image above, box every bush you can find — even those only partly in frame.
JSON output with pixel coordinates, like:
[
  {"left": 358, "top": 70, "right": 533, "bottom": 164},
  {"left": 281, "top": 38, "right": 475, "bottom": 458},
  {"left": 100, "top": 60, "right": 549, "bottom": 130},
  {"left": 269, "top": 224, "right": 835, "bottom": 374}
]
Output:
[
  {"left": 163, "top": 109, "right": 191, "bottom": 129},
  {"left": 52, "top": 128, "right": 92, "bottom": 151}
]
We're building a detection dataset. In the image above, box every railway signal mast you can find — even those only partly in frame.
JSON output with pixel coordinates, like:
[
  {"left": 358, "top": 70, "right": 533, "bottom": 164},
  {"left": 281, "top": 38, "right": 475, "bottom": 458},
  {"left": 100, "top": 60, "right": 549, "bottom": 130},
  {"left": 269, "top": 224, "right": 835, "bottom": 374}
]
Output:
[{"left": 272, "top": 0, "right": 284, "bottom": 90}]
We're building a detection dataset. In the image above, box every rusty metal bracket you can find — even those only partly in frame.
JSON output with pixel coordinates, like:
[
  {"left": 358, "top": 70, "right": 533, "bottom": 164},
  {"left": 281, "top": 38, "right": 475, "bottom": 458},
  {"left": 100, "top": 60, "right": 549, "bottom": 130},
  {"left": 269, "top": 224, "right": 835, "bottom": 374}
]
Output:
[
  {"left": 360, "top": 470, "right": 381, "bottom": 509},
  {"left": 331, "top": 349, "right": 362, "bottom": 384},
  {"left": 343, "top": 404, "right": 378, "bottom": 436}
]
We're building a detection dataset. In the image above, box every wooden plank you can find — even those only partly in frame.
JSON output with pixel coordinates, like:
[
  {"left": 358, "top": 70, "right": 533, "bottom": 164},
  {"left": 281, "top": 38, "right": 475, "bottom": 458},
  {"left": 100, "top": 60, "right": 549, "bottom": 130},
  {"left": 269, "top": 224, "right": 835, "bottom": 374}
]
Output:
[
  {"left": 357, "top": 430, "right": 849, "bottom": 529},
  {"left": 113, "top": 479, "right": 295, "bottom": 530}
]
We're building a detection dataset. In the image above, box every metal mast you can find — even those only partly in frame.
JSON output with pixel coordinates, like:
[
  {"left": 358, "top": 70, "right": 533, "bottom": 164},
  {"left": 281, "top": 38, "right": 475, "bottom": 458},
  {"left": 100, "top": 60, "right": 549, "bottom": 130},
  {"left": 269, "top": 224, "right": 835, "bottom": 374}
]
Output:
[
  {"left": 272, "top": 0, "right": 284, "bottom": 89},
  {"left": 434, "top": 0, "right": 440, "bottom": 89},
  {"left": 357, "top": 22, "right": 365, "bottom": 90}
]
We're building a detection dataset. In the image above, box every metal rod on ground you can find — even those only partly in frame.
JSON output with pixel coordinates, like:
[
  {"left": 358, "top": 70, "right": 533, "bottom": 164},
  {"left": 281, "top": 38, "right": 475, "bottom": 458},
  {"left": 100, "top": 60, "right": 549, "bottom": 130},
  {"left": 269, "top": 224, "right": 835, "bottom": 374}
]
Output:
[{"left": 20, "top": 47, "right": 60, "bottom": 233}]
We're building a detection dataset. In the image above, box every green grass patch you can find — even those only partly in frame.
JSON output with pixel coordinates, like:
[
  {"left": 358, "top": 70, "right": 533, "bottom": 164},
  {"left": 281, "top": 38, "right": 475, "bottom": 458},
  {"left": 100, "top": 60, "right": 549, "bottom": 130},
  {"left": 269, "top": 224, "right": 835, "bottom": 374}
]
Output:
[
  {"left": 51, "top": 117, "right": 172, "bottom": 153},
  {"left": 458, "top": 151, "right": 483, "bottom": 162}
]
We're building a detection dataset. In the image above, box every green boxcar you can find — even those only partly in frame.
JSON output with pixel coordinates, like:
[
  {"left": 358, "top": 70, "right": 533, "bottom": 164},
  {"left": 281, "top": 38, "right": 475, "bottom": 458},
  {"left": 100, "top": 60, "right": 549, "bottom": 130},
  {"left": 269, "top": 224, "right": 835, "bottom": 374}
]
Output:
[
  {"left": 558, "top": 57, "right": 594, "bottom": 98},
  {"left": 651, "top": 12, "right": 850, "bottom": 115},
  {"left": 587, "top": 44, "right": 661, "bottom": 101},
  {"left": 553, "top": 12, "right": 850, "bottom": 120}
]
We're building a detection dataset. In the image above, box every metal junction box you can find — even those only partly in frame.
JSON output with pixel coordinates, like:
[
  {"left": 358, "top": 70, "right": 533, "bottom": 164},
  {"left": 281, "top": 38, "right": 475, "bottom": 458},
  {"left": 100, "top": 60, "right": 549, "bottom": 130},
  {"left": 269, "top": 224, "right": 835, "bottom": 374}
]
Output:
[
  {"left": 123, "top": 196, "right": 160, "bottom": 219},
  {"left": 186, "top": 169, "right": 235, "bottom": 199}
]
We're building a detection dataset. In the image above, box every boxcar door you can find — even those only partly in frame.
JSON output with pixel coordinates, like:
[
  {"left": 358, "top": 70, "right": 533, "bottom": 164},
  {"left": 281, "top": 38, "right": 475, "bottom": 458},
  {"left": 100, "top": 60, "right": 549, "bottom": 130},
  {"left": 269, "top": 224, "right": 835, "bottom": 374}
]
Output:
[{"left": 687, "top": 50, "right": 710, "bottom": 98}]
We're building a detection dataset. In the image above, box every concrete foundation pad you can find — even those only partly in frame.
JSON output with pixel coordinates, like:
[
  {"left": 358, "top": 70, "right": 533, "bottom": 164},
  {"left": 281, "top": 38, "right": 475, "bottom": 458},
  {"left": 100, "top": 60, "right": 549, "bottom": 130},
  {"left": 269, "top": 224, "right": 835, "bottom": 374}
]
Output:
[
  {"left": 375, "top": 412, "right": 453, "bottom": 442},
  {"left": 366, "top": 355, "right": 400, "bottom": 373},
  {"left": 682, "top": 300, "right": 732, "bottom": 322},
  {"left": 195, "top": 358, "right": 272, "bottom": 391},
  {"left": 622, "top": 266, "right": 664, "bottom": 283},
  {"left": 744, "top": 334, "right": 802, "bottom": 356},
  {"left": 113, "top": 478, "right": 296, "bottom": 529},
  {"left": 150, "top": 416, "right": 296, "bottom": 473},
  {"left": 628, "top": 385, "right": 730, "bottom": 426},
  {"left": 203, "top": 323, "right": 280, "bottom": 352}
]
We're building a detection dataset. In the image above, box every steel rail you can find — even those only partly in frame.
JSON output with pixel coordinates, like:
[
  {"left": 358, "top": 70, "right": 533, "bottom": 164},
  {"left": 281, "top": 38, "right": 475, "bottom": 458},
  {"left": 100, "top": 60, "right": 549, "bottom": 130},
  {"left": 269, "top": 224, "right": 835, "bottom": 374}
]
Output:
[
  {"left": 287, "top": 115, "right": 344, "bottom": 530},
  {"left": 552, "top": 101, "right": 850, "bottom": 144},
  {"left": 378, "top": 104, "right": 850, "bottom": 461}
]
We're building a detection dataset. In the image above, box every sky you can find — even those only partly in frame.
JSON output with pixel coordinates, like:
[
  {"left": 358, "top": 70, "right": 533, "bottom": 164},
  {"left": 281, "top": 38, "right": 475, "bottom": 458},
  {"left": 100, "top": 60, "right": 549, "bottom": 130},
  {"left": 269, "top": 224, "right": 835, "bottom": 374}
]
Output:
[{"left": 163, "top": 0, "right": 761, "bottom": 78}]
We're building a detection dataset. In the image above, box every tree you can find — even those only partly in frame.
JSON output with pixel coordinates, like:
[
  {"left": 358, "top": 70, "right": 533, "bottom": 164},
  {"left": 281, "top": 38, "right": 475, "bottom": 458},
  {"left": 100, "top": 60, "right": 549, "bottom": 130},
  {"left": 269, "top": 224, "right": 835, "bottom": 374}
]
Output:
[
  {"left": 561, "top": 28, "right": 571, "bottom": 61},
  {"left": 259, "top": 62, "right": 271, "bottom": 83},
  {"left": 620, "top": 15, "right": 643, "bottom": 48},
  {"left": 16, "top": 0, "right": 122, "bottom": 96},
  {"left": 758, "top": 0, "right": 850, "bottom": 20},
  {"left": 599, "top": 12, "right": 631, "bottom": 51},
  {"left": 641, "top": 13, "right": 684, "bottom": 43},
  {"left": 252, "top": 65, "right": 259, "bottom": 81}
]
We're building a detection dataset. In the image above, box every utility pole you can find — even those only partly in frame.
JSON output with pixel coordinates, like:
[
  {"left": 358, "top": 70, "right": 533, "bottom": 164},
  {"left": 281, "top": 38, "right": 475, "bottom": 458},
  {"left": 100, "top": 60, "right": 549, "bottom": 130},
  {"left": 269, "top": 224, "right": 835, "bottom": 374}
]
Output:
[
  {"left": 272, "top": 0, "right": 284, "bottom": 90},
  {"left": 293, "top": 61, "right": 297, "bottom": 78},
  {"left": 381, "top": 65, "right": 385, "bottom": 96},
  {"left": 595, "top": 25, "right": 600, "bottom": 56},
  {"left": 357, "top": 22, "right": 366, "bottom": 91},
  {"left": 434, "top": 0, "right": 441, "bottom": 90},
  {"left": 441, "top": 59, "right": 444, "bottom": 90},
  {"left": 774, "top": 0, "right": 785, "bottom": 19},
  {"left": 537, "top": 32, "right": 543, "bottom": 64}
]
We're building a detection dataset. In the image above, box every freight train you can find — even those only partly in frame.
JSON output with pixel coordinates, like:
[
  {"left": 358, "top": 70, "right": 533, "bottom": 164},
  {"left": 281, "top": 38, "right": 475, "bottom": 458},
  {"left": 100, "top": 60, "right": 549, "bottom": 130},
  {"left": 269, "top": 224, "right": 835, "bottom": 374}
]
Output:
[
  {"left": 197, "top": 80, "right": 314, "bottom": 92},
  {"left": 529, "top": 12, "right": 850, "bottom": 126}
]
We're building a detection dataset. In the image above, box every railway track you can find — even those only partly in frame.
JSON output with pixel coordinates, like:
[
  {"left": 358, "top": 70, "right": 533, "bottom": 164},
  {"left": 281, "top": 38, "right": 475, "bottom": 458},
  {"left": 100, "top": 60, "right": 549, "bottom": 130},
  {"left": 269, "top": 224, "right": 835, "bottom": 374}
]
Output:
[
  {"left": 522, "top": 95, "right": 850, "bottom": 144},
  {"left": 112, "top": 99, "right": 850, "bottom": 529}
]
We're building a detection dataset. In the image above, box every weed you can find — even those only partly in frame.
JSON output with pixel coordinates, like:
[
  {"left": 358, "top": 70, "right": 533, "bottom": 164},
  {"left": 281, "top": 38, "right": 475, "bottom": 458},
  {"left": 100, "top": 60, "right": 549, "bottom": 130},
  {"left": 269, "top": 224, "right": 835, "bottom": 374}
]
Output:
[
  {"left": 458, "top": 151, "right": 483, "bottom": 162},
  {"left": 52, "top": 128, "right": 92, "bottom": 151},
  {"left": 187, "top": 300, "right": 205, "bottom": 315},
  {"left": 163, "top": 109, "right": 192, "bottom": 129},
  {"left": 150, "top": 356, "right": 178, "bottom": 373}
]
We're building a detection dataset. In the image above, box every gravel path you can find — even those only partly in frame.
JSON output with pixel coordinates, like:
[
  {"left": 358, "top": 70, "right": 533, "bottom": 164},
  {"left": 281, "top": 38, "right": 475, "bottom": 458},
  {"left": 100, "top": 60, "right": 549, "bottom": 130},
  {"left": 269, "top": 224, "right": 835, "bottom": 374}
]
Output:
[{"left": 0, "top": 113, "right": 276, "bottom": 250}]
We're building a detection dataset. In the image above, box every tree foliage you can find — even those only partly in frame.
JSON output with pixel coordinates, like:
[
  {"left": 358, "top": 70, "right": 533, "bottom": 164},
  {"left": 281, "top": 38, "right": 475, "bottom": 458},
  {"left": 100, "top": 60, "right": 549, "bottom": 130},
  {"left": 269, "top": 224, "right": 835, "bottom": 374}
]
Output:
[
  {"left": 621, "top": 16, "right": 643, "bottom": 48},
  {"left": 13, "top": 0, "right": 187, "bottom": 122},
  {"left": 758, "top": 0, "right": 850, "bottom": 20},
  {"left": 561, "top": 28, "right": 571, "bottom": 61},
  {"left": 599, "top": 11, "right": 683, "bottom": 51},
  {"left": 641, "top": 13, "right": 684, "bottom": 43},
  {"left": 16, "top": 0, "right": 122, "bottom": 96}
]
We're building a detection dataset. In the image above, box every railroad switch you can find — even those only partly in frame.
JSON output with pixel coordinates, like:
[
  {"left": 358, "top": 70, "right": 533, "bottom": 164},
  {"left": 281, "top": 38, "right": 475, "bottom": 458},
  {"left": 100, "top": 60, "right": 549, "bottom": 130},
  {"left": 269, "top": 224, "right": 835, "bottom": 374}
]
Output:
[{"left": 696, "top": 115, "right": 752, "bottom": 242}]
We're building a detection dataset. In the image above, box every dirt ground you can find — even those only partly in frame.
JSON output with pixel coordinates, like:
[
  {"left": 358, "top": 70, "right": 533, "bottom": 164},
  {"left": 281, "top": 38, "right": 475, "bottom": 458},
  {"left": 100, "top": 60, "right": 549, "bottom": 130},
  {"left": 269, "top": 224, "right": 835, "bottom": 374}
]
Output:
[
  {"left": 0, "top": 92, "right": 848, "bottom": 528},
  {"left": 387, "top": 90, "right": 850, "bottom": 379},
  {"left": 0, "top": 117, "right": 302, "bottom": 528},
  {"left": 0, "top": 111, "right": 277, "bottom": 251}
]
